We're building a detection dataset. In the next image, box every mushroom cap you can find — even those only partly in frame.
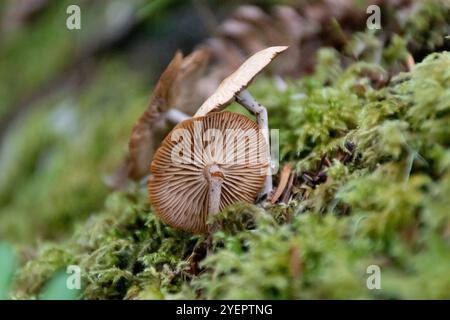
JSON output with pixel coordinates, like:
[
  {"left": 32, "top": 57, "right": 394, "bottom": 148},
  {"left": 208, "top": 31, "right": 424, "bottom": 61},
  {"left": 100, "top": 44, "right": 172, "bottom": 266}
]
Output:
[
  {"left": 148, "top": 111, "right": 268, "bottom": 233},
  {"left": 194, "top": 46, "right": 288, "bottom": 117}
]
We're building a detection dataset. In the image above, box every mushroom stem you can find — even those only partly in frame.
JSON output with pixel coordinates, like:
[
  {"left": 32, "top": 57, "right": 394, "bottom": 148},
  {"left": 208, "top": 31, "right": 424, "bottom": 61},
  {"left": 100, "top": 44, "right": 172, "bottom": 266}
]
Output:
[
  {"left": 206, "top": 164, "right": 224, "bottom": 233},
  {"left": 207, "top": 165, "right": 224, "bottom": 214},
  {"left": 236, "top": 89, "right": 272, "bottom": 198},
  {"left": 206, "top": 166, "right": 223, "bottom": 253},
  {"left": 165, "top": 109, "right": 190, "bottom": 124},
  {"left": 208, "top": 176, "right": 223, "bottom": 215}
]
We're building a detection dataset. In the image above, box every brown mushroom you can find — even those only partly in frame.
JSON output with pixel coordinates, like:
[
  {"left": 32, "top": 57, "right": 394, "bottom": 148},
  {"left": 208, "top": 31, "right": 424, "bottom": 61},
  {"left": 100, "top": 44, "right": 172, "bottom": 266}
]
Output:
[
  {"left": 194, "top": 45, "right": 288, "bottom": 197},
  {"left": 148, "top": 111, "right": 268, "bottom": 233}
]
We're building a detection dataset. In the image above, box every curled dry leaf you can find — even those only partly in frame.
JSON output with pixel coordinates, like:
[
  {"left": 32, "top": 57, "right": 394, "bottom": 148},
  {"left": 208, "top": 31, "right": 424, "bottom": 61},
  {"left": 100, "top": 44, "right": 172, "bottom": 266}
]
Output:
[
  {"left": 127, "top": 51, "right": 183, "bottom": 180},
  {"left": 270, "top": 163, "right": 292, "bottom": 204},
  {"left": 170, "top": 46, "right": 211, "bottom": 114},
  {"left": 127, "top": 48, "right": 211, "bottom": 181}
]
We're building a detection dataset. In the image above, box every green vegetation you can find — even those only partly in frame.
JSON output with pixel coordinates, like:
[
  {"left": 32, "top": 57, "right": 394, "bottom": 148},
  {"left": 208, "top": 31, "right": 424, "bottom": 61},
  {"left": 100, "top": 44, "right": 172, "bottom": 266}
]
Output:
[{"left": 10, "top": 48, "right": 450, "bottom": 299}]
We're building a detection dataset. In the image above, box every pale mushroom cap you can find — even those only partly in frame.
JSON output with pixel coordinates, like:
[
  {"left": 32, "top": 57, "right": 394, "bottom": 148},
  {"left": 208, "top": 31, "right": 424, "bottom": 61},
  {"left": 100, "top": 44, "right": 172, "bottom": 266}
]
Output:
[
  {"left": 148, "top": 112, "right": 268, "bottom": 233},
  {"left": 194, "top": 46, "right": 288, "bottom": 117}
]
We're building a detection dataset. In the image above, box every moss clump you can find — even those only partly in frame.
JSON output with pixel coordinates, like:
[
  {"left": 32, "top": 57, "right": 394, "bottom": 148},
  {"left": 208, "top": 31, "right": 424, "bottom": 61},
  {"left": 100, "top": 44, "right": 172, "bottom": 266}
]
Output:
[
  {"left": 181, "top": 51, "right": 450, "bottom": 300},
  {"left": 14, "top": 191, "right": 202, "bottom": 299},
  {"left": 12, "top": 48, "right": 450, "bottom": 299}
]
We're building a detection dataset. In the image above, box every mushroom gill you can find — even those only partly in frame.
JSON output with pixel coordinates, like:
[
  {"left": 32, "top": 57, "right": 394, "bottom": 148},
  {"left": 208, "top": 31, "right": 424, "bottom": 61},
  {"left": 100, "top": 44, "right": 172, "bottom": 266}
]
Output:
[{"left": 148, "top": 111, "right": 268, "bottom": 233}]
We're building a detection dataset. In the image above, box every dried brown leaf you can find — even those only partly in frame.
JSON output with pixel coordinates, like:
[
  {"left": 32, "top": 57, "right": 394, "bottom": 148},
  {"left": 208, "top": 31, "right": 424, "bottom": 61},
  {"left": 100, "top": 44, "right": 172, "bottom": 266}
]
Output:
[{"left": 270, "top": 164, "right": 292, "bottom": 204}]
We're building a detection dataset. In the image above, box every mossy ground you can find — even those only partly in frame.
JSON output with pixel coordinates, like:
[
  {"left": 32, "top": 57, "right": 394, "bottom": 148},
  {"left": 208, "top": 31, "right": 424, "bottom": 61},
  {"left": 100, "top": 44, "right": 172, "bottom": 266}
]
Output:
[
  {"left": 9, "top": 48, "right": 450, "bottom": 299},
  {"left": 1, "top": 0, "right": 450, "bottom": 299}
]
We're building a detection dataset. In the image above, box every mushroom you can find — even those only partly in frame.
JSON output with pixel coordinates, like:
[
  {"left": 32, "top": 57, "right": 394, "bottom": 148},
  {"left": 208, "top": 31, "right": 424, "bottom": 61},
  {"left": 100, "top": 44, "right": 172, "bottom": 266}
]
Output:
[
  {"left": 194, "top": 45, "right": 288, "bottom": 198},
  {"left": 148, "top": 111, "right": 268, "bottom": 233}
]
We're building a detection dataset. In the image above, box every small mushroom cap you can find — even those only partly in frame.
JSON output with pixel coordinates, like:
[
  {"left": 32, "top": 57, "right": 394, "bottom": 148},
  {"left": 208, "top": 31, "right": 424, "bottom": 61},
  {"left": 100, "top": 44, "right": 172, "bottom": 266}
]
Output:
[
  {"left": 194, "top": 46, "right": 288, "bottom": 117},
  {"left": 148, "top": 112, "right": 268, "bottom": 233}
]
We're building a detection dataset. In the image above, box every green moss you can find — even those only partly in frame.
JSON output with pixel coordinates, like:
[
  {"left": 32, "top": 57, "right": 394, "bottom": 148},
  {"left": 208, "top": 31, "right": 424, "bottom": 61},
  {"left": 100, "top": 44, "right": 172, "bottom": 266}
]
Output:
[
  {"left": 11, "top": 49, "right": 450, "bottom": 299},
  {"left": 14, "top": 191, "right": 201, "bottom": 299}
]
